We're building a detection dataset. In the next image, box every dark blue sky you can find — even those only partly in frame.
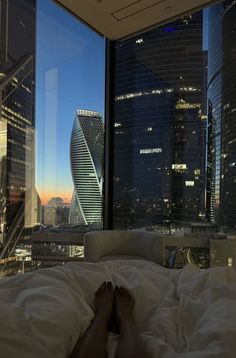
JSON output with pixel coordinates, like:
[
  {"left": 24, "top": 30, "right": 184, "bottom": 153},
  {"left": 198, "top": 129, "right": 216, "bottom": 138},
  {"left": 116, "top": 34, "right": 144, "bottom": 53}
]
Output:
[{"left": 36, "top": 0, "right": 105, "bottom": 203}]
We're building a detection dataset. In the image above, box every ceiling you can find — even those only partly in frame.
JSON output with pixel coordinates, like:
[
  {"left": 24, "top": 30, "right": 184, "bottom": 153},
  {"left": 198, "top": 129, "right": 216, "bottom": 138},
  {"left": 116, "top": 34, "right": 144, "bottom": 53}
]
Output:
[{"left": 55, "top": 0, "right": 219, "bottom": 40}]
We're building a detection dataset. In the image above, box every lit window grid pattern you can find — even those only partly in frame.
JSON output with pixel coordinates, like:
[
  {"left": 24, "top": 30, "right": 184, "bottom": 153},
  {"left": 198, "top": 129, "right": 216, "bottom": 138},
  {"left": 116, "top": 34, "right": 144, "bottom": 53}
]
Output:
[
  {"left": 115, "top": 87, "right": 200, "bottom": 101},
  {"left": 113, "top": 12, "right": 205, "bottom": 228},
  {"left": 206, "top": 3, "right": 223, "bottom": 223},
  {"left": 206, "top": 2, "right": 236, "bottom": 227},
  {"left": 219, "top": 2, "right": 236, "bottom": 228},
  {"left": 70, "top": 113, "right": 104, "bottom": 225},
  {"left": 0, "top": 56, "right": 35, "bottom": 242}
]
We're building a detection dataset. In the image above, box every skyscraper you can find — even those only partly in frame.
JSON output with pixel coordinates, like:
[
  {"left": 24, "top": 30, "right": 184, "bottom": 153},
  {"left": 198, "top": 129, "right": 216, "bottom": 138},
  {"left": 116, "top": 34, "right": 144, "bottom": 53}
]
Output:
[
  {"left": 0, "top": 0, "right": 36, "bottom": 258},
  {"left": 69, "top": 110, "right": 104, "bottom": 225},
  {"left": 113, "top": 12, "right": 206, "bottom": 229},
  {"left": 207, "top": 1, "right": 236, "bottom": 230}
]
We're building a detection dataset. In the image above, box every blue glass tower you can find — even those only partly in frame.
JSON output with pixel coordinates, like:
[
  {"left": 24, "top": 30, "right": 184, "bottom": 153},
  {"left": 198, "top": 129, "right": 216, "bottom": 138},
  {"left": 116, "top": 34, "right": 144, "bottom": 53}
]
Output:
[
  {"left": 207, "top": 1, "right": 236, "bottom": 229},
  {"left": 113, "top": 12, "right": 206, "bottom": 229}
]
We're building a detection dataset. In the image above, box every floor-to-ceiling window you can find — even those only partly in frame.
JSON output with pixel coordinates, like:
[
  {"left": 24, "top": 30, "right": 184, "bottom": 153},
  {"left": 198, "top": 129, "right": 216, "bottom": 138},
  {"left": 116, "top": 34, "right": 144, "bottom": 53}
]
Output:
[
  {"left": 113, "top": 0, "right": 236, "bottom": 269},
  {"left": 0, "top": 0, "right": 105, "bottom": 276},
  {"left": 2, "top": 0, "right": 236, "bottom": 275}
]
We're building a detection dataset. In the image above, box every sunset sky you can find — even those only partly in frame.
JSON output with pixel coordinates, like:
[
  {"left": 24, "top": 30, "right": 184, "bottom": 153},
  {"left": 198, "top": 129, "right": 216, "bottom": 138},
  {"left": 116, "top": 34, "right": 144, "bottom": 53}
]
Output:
[
  {"left": 35, "top": 0, "right": 105, "bottom": 205},
  {"left": 35, "top": 2, "right": 209, "bottom": 206}
]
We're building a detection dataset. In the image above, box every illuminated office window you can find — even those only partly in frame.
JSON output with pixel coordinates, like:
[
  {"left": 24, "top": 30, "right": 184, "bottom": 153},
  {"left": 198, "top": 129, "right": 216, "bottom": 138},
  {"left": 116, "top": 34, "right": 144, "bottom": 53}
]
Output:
[
  {"left": 0, "top": 0, "right": 105, "bottom": 276},
  {"left": 113, "top": 0, "right": 236, "bottom": 270}
]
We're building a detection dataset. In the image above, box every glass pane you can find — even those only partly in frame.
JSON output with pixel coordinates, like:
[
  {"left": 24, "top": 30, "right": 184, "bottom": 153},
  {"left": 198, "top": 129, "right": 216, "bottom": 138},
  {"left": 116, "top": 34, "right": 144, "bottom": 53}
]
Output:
[
  {"left": 113, "top": 1, "right": 236, "bottom": 269},
  {"left": 0, "top": 0, "right": 36, "bottom": 274},
  {"left": 0, "top": 0, "right": 105, "bottom": 276}
]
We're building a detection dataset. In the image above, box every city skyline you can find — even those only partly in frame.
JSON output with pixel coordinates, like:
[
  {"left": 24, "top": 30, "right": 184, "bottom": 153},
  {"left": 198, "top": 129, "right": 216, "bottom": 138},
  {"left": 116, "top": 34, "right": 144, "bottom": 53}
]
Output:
[
  {"left": 35, "top": 1, "right": 208, "bottom": 206},
  {"left": 1, "top": 0, "right": 236, "bottom": 274},
  {"left": 0, "top": 0, "right": 37, "bottom": 257},
  {"left": 35, "top": 0, "right": 105, "bottom": 205}
]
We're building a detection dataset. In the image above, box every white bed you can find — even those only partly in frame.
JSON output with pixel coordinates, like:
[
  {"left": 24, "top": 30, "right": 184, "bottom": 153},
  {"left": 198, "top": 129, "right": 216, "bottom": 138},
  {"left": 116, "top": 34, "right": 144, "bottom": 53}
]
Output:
[{"left": 0, "top": 260, "right": 236, "bottom": 358}]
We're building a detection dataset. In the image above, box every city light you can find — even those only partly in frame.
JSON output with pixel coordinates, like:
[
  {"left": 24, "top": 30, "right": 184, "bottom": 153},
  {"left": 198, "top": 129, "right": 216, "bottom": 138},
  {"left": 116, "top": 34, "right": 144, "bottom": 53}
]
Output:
[
  {"left": 175, "top": 100, "right": 201, "bottom": 110},
  {"left": 185, "top": 181, "right": 195, "bottom": 186},
  {"left": 140, "top": 148, "right": 162, "bottom": 154},
  {"left": 1, "top": 0, "right": 236, "bottom": 276},
  {"left": 172, "top": 164, "right": 187, "bottom": 170}
]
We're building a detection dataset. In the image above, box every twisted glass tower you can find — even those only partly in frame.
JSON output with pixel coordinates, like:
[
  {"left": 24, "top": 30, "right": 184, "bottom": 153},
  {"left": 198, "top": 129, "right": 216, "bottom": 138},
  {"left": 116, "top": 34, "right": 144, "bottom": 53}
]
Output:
[{"left": 69, "top": 110, "right": 104, "bottom": 225}]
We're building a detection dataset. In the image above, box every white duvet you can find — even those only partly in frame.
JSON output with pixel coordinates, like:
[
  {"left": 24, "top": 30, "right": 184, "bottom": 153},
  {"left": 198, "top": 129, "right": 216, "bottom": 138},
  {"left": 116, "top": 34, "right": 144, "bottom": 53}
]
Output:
[{"left": 0, "top": 260, "right": 236, "bottom": 358}]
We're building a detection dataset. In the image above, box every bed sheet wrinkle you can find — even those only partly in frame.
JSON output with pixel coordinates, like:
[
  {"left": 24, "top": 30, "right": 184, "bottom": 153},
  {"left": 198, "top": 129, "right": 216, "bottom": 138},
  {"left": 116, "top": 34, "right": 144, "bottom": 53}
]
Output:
[
  {"left": 147, "top": 307, "right": 176, "bottom": 346},
  {"left": 1, "top": 260, "right": 236, "bottom": 358},
  {"left": 177, "top": 264, "right": 236, "bottom": 297},
  {"left": 108, "top": 265, "right": 174, "bottom": 331},
  {"left": 61, "top": 262, "right": 115, "bottom": 310},
  {"left": 1, "top": 336, "right": 52, "bottom": 358},
  {"left": 189, "top": 298, "right": 236, "bottom": 349},
  {"left": 0, "top": 266, "right": 96, "bottom": 358},
  {"left": 0, "top": 304, "right": 64, "bottom": 358},
  {"left": 0, "top": 286, "right": 23, "bottom": 303}
]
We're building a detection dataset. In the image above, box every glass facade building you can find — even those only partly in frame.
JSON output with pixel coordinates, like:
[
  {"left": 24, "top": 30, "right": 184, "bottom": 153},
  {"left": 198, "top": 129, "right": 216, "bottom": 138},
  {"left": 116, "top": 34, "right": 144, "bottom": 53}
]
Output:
[
  {"left": 0, "top": 0, "right": 37, "bottom": 259},
  {"left": 69, "top": 110, "right": 104, "bottom": 225},
  {"left": 0, "top": 0, "right": 105, "bottom": 275},
  {"left": 113, "top": 12, "right": 206, "bottom": 229},
  {"left": 207, "top": 0, "right": 236, "bottom": 230},
  {"left": 1, "top": 0, "right": 236, "bottom": 274}
]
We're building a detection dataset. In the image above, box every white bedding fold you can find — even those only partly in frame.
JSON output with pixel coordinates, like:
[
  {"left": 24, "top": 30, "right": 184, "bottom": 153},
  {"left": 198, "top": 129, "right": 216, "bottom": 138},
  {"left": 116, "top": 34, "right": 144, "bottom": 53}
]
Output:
[{"left": 0, "top": 260, "right": 235, "bottom": 358}]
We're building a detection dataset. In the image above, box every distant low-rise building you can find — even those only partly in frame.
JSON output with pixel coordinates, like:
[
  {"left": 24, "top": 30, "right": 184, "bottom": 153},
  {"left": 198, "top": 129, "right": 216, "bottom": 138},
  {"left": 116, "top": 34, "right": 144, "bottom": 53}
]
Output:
[
  {"left": 42, "top": 197, "right": 70, "bottom": 226},
  {"left": 210, "top": 235, "right": 236, "bottom": 268}
]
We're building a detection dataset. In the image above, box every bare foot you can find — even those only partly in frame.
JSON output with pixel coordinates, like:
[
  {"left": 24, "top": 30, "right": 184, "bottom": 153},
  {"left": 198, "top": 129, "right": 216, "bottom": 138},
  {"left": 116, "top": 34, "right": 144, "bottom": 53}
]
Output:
[
  {"left": 114, "top": 286, "right": 135, "bottom": 331},
  {"left": 95, "top": 281, "right": 114, "bottom": 326}
]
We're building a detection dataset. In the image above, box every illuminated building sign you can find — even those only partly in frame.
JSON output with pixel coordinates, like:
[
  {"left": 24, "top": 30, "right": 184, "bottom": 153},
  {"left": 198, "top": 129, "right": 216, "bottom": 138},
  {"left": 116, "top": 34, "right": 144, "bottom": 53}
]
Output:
[
  {"left": 172, "top": 164, "right": 187, "bottom": 170},
  {"left": 77, "top": 109, "right": 101, "bottom": 117},
  {"left": 140, "top": 148, "right": 162, "bottom": 154},
  {"left": 164, "top": 26, "right": 175, "bottom": 33}
]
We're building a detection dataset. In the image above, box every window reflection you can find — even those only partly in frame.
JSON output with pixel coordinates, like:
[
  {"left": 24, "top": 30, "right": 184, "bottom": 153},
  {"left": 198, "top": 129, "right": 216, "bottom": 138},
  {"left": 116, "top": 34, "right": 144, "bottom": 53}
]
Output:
[
  {"left": 0, "top": 0, "right": 105, "bottom": 276},
  {"left": 0, "top": 0, "right": 36, "bottom": 269}
]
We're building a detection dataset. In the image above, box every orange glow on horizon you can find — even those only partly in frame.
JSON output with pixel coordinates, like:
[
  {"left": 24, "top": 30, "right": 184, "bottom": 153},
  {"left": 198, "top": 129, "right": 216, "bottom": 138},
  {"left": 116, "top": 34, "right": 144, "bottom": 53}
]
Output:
[{"left": 39, "top": 192, "right": 72, "bottom": 205}]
